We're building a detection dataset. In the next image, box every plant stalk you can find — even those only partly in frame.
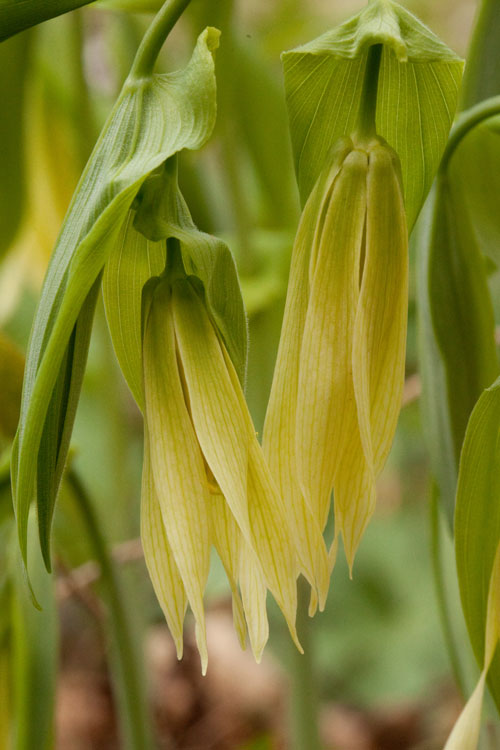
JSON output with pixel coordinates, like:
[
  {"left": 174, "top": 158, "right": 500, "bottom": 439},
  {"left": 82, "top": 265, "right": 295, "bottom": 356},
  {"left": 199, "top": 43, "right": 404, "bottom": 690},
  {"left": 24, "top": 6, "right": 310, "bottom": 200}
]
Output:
[
  {"left": 67, "top": 470, "right": 154, "bottom": 750},
  {"left": 430, "top": 487, "right": 467, "bottom": 698},
  {"left": 129, "top": 0, "right": 193, "bottom": 80},
  {"left": 288, "top": 577, "right": 323, "bottom": 750},
  {"left": 356, "top": 43, "right": 383, "bottom": 141}
]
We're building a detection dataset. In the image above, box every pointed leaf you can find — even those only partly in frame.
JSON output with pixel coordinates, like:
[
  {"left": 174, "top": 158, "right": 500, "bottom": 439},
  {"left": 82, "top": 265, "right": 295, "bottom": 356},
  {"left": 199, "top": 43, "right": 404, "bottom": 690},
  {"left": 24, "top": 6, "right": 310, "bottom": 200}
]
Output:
[
  {"left": 455, "top": 378, "right": 500, "bottom": 712},
  {"left": 103, "top": 213, "right": 165, "bottom": 409},
  {"left": 13, "top": 27, "right": 220, "bottom": 568},
  {"left": 417, "top": 178, "right": 498, "bottom": 521}
]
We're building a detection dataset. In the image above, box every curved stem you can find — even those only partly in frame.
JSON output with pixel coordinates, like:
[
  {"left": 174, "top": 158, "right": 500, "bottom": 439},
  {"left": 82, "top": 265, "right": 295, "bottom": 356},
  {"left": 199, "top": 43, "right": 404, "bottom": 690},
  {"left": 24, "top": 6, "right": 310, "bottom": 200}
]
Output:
[
  {"left": 440, "top": 95, "right": 500, "bottom": 173},
  {"left": 67, "top": 469, "right": 155, "bottom": 750},
  {"left": 430, "top": 486, "right": 467, "bottom": 698},
  {"left": 129, "top": 0, "right": 193, "bottom": 81}
]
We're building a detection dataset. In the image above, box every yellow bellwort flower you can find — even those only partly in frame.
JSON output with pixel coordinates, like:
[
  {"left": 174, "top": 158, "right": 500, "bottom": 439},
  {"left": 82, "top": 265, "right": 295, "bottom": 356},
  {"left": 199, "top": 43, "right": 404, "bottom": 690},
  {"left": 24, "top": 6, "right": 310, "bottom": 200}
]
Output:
[
  {"left": 264, "top": 134, "right": 408, "bottom": 600},
  {"left": 141, "top": 272, "right": 300, "bottom": 673}
]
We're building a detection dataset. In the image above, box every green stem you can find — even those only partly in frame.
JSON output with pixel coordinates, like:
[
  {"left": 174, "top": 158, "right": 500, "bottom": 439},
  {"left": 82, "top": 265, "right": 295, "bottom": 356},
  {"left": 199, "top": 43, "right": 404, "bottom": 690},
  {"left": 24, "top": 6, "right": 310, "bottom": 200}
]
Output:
[
  {"left": 430, "top": 486, "right": 467, "bottom": 698},
  {"left": 129, "top": 0, "right": 193, "bottom": 81},
  {"left": 356, "top": 44, "right": 383, "bottom": 140},
  {"left": 289, "top": 578, "right": 323, "bottom": 750},
  {"left": 67, "top": 470, "right": 154, "bottom": 750},
  {"left": 440, "top": 95, "right": 500, "bottom": 173}
]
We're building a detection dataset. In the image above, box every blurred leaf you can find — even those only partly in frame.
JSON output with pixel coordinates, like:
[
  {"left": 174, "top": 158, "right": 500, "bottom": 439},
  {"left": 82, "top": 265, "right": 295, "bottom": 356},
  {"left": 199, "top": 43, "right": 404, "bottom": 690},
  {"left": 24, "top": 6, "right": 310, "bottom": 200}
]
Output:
[
  {"left": 454, "top": 376, "right": 500, "bottom": 713},
  {"left": 0, "top": 0, "right": 93, "bottom": 41},
  {"left": 12, "top": 27, "right": 220, "bottom": 573},
  {"left": 0, "top": 331, "right": 24, "bottom": 441},
  {"left": 460, "top": 0, "right": 500, "bottom": 108},
  {"left": 0, "top": 32, "right": 30, "bottom": 258},
  {"left": 416, "top": 178, "right": 499, "bottom": 521},
  {"left": 282, "top": 0, "right": 463, "bottom": 227}
]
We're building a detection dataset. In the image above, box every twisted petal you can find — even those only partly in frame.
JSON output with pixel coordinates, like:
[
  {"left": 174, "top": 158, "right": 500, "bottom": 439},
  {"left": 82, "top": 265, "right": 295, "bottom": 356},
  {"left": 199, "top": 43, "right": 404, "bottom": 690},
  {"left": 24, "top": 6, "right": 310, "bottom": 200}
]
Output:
[
  {"left": 344, "top": 143, "right": 408, "bottom": 567},
  {"left": 239, "top": 541, "right": 269, "bottom": 662},
  {"left": 261, "top": 143, "right": 353, "bottom": 608},
  {"left": 171, "top": 279, "right": 252, "bottom": 546},
  {"left": 210, "top": 491, "right": 247, "bottom": 650},
  {"left": 352, "top": 143, "right": 408, "bottom": 476},
  {"left": 141, "top": 433, "right": 186, "bottom": 659},
  {"left": 143, "top": 282, "right": 210, "bottom": 673},
  {"left": 295, "top": 149, "right": 368, "bottom": 565},
  {"left": 220, "top": 346, "right": 301, "bottom": 649}
]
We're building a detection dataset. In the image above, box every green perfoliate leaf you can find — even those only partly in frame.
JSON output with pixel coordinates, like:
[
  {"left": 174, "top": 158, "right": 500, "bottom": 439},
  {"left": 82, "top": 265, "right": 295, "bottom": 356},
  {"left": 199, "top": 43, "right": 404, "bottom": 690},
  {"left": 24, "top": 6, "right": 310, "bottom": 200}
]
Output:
[
  {"left": 282, "top": 0, "right": 463, "bottom": 227},
  {"left": 102, "top": 215, "right": 165, "bottom": 410},
  {"left": 455, "top": 377, "right": 500, "bottom": 714},
  {"left": 13, "top": 26, "right": 220, "bottom": 571},
  {"left": 133, "top": 157, "right": 248, "bottom": 385}
]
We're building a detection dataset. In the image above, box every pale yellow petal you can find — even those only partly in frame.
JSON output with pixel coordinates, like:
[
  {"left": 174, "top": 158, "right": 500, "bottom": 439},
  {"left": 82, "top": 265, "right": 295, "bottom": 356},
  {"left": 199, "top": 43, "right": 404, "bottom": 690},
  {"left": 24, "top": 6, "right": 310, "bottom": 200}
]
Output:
[
  {"left": 210, "top": 491, "right": 247, "bottom": 649},
  {"left": 239, "top": 541, "right": 269, "bottom": 662},
  {"left": 247, "top": 438, "right": 302, "bottom": 652},
  {"left": 262, "top": 150, "right": 350, "bottom": 606},
  {"left": 295, "top": 149, "right": 368, "bottom": 539},
  {"left": 141, "top": 434, "right": 186, "bottom": 658},
  {"left": 443, "top": 671, "right": 487, "bottom": 750},
  {"left": 222, "top": 346, "right": 302, "bottom": 646},
  {"left": 352, "top": 143, "right": 408, "bottom": 477},
  {"left": 172, "top": 279, "right": 252, "bottom": 546},
  {"left": 143, "top": 281, "right": 210, "bottom": 673}
]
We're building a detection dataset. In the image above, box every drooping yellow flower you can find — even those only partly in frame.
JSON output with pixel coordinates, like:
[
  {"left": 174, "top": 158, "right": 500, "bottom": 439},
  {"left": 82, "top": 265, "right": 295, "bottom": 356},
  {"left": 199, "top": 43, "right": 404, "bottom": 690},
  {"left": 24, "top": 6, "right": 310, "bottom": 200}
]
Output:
[
  {"left": 141, "top": 273, "right": 300, "bottom": 672},
  {"left": 264, "top": 135, "right": 408, "bottom": 600}
]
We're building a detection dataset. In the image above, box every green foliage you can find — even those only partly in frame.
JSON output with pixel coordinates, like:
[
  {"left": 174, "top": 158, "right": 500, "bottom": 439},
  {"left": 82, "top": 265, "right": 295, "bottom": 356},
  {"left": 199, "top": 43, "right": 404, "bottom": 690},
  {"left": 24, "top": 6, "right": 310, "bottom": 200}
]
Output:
[
  {"left": 454, "top": 378, "right": 500, "bottom": 712},
  {"left": 12, "top": 23, "right": 220, "bottom": 574}
]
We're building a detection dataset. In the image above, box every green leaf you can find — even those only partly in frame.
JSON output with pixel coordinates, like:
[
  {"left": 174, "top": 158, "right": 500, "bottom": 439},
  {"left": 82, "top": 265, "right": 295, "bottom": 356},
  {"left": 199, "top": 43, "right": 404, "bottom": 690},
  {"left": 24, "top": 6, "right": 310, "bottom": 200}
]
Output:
[
  {"left": 455, "top": 376, "right": 500, "bottom": 713},
  {"left": 0, "top": 0, "right": 94, "bottom": 42},
  {"left": 133, "top": 157, "right": 248, "bottom": 385},
  {"left": 416, "top": 178, "right": 498, "bottom": 521},
  {"left": 12, "top": 26, "right": 220, "bottom": 571},
  {"left": 103, "top": 155, "right": 248, "bottom": 410},
  {"left": 282, "top": 0, "right": 463, "bottom": 227},
  {"left": 0, "top": 32, "right": 30, "bottom": 258},
  {"left": 102, "top": 215, "right": 165, "bottom": 410}
]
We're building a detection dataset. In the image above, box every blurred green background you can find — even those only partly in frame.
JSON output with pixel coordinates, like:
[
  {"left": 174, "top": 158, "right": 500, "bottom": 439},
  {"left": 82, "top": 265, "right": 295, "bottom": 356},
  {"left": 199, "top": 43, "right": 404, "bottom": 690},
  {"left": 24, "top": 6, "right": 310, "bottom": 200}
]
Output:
[{"left": 0, "top": 1, "right": 490, "bottom": 748}]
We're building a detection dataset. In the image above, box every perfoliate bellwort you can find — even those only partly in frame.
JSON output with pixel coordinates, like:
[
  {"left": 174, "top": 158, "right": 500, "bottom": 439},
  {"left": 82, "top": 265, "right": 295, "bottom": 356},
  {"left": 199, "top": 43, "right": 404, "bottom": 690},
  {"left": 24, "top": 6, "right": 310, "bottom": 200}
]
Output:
[
  {"left": 141, "top": 254, "right": 300, "bottom": 673},
  {"left": 264, "top": 133, "right": 408, "bottom": 599}
]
